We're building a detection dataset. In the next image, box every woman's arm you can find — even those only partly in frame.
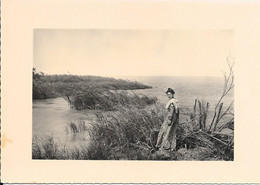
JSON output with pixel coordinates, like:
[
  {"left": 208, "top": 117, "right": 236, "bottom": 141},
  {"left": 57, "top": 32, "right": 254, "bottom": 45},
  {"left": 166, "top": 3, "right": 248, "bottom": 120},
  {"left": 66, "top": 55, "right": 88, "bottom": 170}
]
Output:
[
  {"left": 167, "top": 104, "right": 175, "bottom": 126},
  {"left": 167, "top": 100, "right": 179, "bottom": 125}
]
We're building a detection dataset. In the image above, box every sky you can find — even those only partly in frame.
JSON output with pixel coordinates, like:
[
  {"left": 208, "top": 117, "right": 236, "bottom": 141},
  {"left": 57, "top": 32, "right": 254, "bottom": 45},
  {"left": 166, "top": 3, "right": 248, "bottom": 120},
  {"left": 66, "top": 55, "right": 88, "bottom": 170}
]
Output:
[{"left": 34, "top": 29, "right": 233, "bottom": 77}]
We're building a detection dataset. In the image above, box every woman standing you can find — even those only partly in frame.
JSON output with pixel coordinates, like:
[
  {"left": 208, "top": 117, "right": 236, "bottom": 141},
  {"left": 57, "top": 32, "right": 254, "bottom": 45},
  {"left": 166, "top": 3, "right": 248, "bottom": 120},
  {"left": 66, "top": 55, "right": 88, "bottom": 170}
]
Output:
[{"left": 155, "top": 88, "right": 179, "bottom": 152}]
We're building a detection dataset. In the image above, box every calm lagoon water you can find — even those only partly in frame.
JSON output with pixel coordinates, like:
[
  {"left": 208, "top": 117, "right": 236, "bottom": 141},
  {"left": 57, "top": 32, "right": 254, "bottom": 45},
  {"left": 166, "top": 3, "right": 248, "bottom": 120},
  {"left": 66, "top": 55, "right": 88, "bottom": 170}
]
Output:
[
  {"left": 33, "top": 76, "right": 234, "bottom": 145},
  {"left": 33, "top": 97, "right": 91, "bottom": 147}
]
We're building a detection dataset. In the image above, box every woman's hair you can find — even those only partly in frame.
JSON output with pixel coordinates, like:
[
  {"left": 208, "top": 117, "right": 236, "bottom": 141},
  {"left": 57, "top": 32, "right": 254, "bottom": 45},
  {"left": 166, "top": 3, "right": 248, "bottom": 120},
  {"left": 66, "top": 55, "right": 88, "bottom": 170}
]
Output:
[{"left": 166, "top": 88, "right": 175, "bottom": 95}]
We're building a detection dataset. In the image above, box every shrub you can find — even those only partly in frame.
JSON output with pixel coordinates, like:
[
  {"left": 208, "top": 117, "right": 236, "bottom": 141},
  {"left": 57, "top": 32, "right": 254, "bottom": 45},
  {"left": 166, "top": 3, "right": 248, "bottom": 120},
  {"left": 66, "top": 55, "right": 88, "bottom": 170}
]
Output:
[{"left": 33, "top": 68, "right": 58, "bottom": 99}]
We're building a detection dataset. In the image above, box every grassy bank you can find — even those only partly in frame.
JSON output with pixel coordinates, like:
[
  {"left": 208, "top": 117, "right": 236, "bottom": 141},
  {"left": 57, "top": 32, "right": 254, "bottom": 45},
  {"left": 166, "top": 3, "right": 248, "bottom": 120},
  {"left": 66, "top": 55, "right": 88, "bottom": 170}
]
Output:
[{"left": 33, "top": 68, "right": 152, "bottom": 100}]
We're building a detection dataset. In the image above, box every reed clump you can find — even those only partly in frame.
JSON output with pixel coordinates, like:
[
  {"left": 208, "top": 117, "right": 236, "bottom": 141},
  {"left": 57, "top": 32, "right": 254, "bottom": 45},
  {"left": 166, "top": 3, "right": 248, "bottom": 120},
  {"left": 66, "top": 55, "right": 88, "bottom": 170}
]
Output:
[
  {"left": 66, "top": 119, "right": 88, "bottom": 134},
  {"left": 86, "top": 104, "right": 165, "bottom": 160},
  {"left": 64, "top": 89, "right": 157, "bottom": 111},
  {"left": 32, "top": 135, "right": 64, "bottom": 159},
  {"left": 32, "top": 135, "right": 89, "bottom": 160}
]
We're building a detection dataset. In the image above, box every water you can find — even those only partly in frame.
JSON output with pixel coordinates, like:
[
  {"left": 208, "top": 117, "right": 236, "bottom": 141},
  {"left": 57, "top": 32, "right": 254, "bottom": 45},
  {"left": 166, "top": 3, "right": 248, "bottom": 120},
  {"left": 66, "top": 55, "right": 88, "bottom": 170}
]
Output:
[
  {"left": 33, "top": 97, "right": 92, "bottom": 147},
  {"left": 33, "top": 76, "right": 234, "bottom": 145}
]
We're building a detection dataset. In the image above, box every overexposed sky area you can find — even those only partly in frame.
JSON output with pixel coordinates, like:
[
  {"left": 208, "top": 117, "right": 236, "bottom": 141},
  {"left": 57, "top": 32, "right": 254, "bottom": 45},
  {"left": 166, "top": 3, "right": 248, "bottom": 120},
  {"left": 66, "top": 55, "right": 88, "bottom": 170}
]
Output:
[{"left": 34, "top": 29, "right": 233, "bottom": 77}]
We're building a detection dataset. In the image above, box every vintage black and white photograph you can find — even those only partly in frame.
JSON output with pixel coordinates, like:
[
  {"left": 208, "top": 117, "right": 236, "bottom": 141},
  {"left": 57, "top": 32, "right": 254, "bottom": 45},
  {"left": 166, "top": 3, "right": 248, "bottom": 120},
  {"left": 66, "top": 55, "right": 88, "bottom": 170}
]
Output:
[{"left": 32, "top": 29, "right": 234, "bottom": 161}]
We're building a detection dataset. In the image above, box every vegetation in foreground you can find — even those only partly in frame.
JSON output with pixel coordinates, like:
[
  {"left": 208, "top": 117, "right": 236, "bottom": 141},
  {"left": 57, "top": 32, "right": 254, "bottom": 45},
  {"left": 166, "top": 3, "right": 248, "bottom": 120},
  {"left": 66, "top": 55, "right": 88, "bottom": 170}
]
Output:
[
  {"left": 33, "top": 98, "right": 233, "bottom": 160},
  {"left": 32, "top": 101, "right": 233, "bottom": 160}
]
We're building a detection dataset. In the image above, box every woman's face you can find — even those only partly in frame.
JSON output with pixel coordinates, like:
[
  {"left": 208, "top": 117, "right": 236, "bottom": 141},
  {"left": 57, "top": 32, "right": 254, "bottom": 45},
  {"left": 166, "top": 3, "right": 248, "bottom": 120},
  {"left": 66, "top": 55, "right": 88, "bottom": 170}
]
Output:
[{"left": 167, "top": 92, "right": 173, "bottom": 99}]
